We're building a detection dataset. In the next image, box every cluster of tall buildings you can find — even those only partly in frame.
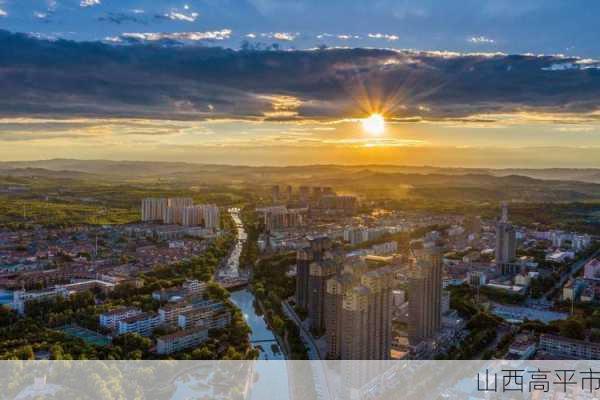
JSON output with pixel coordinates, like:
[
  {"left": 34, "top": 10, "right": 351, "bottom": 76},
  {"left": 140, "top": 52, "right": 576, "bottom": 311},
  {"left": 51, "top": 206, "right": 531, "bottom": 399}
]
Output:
[
  {"left": 295, "top": 237, "right": 394, "bottom": 359},
  {"left": 256, "top": 205, "right": 308, "bottom": 231},
  {"left": 271, "top": 185, "right": 295, "bottom": 203},
  {"left": 282, "top": 185, "right": 335, "bottom": 204},
  {"left": 325, "top": 257, "right": 394, "bottom": 360},
  {"left": 270, "top": 185, "right": 357, "bottom": 216},
  {"left": 295, "top": 233, "right": 448, "bottom": 360},
  {"left": 315, "top": 194, "right": 358, "bottom": 216},
  {"left": 141, "top": 198, "right": 220, "bottom": 230},
  {"left": 295, "top": 236, "right": 334, "bottom": 329}
]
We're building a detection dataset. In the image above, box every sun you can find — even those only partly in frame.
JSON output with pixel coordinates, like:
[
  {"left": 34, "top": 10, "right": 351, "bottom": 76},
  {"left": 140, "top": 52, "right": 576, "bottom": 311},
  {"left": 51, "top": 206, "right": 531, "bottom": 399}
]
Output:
[{"left": 361, "top": 114, "right": 385, "bottom": 135}]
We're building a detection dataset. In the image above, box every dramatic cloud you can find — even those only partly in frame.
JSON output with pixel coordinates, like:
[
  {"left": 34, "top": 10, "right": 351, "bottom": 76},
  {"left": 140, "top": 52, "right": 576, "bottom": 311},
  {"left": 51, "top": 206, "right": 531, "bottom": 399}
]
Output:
[
  {"left": 0, "top": 0, "right": 600, "bottom": 56},
  {"left": 2, "top": 30, "right": 600, "bottom": 125},
  {"left": 317, "top": 33, "right": 360, "bottom": 40},
  {"left": 468, "top": 36, "right": 495, "bottom": 44},
  {"left": 368, "top": 33, "right": 399, "bottom": 41},
  {"left": 542, "top": 59, "right": 600, "bottom": 71},
  {"left": 160, "top": 10, "right": 199, "bottom": 22},
  {"left": 261, "top": 32, "right": 298, "bottom": 41},
  {"left": 0, "top": 118, "right": 214, "bottom": 142},
  {"left": 119, "top": 30, "right": 232, "bottom": 43},
  {"left": 80, "top": 0, "right": 101, "bottom": 7}
]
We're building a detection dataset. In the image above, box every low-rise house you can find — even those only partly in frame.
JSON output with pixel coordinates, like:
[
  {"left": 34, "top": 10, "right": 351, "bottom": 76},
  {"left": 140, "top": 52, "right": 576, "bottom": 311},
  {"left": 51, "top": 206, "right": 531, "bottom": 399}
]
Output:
[
  {"left": 563, "top": 278, "right": 586, "bottom": 302},
  {"left": 581, "top": 286, "right": 595, "bottom": 303},
  {"left": 506, "top": 333, "right": 537, "bottom": 360},
  {"left": 584, "top": 259, "right": 600, "bottom": 281},
  {"left": 545, "top": 250, "right": 574, "bottom": 263},
  {"left": 514, "top": 272, "right": 531, "bottom": 288}
]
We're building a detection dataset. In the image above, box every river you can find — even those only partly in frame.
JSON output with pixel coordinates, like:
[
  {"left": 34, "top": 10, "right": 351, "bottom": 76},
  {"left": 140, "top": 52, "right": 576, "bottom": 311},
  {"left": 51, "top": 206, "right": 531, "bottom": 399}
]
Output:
[
  {"left": 207, "top": 209, "right": 289, "bottom": 400},
  {"left": 223, "top": 208, "right": 285, "bottom": 361}
]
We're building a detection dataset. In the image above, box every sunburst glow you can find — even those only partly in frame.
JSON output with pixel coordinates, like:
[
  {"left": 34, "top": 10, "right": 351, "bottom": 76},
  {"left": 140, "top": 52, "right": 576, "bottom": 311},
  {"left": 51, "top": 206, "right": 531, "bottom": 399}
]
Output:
[{"left": 361, "top": 114, "right": 385, "bottom": 135}]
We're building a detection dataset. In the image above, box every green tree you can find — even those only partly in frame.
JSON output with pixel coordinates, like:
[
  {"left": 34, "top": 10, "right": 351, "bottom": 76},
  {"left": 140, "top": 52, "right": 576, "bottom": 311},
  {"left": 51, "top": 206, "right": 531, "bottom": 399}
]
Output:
[
  {"left": 16, "top": 345, "right": 34, "bottom": 360},
  {"left": 559, "top": 319, "right": 585, "bottom": 340},
  {"left": 50, "top": 344, "right": 65, "bottom": 360}
]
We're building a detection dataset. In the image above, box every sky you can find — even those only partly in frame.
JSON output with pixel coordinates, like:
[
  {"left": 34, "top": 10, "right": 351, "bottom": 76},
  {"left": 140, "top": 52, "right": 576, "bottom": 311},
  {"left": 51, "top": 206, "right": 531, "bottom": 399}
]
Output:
[{"left": 2, "top": 0, "right": 600, "bottom": 167}]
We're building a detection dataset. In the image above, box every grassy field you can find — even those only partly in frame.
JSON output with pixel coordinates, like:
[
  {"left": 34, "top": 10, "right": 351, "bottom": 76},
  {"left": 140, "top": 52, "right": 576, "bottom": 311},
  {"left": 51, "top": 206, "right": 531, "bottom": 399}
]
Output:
[
  {"left": 0, "top": 173, "right": 262, "bottom": 228},
  {"left": 0, "top": 196, "right": 138, "bottom": 228}
]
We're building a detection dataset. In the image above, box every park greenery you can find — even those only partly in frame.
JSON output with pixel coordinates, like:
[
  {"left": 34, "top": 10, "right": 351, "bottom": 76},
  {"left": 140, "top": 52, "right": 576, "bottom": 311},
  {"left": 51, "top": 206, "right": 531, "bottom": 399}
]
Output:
[
  {"left": 252, "top": 252, "right": 309, "bottom": 359},
  {"left": 444, "top": 284, "right": 503, "bottom": 359}
]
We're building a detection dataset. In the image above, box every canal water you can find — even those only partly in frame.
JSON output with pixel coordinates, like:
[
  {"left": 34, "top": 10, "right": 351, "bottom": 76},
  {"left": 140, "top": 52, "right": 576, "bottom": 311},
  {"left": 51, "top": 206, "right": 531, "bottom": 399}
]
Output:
[
  {"left": 229, "top": 289, "right": 289, "bottom": 400},
  {"left": 224, "top": 208, "right": 285, "bottom": 360},
  {"left": 170, "top": 209, "right": 289, "bottom": 400},
  {"left": 230, "top": 289, "right": 284, "bottom": 360}
]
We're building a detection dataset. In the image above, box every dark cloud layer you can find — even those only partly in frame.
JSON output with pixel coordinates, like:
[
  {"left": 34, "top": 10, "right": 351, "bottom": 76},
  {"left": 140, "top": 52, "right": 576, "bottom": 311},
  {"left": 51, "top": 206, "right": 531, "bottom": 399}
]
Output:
[{"left": 2, "top": 30, "right": 600, "bottom": 122}]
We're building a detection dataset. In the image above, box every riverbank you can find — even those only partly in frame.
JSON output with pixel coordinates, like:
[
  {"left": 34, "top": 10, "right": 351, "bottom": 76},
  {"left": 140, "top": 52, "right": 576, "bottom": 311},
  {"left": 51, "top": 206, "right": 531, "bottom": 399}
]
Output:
[
  {"left": 222, "top": 208, "right": 288, "bottom": 360},
  {"left": 230, "top": 290, "right": 285, "bottom": 360},
  {"left": 251, "top": 252, "right": 310, "bottom": 359}
]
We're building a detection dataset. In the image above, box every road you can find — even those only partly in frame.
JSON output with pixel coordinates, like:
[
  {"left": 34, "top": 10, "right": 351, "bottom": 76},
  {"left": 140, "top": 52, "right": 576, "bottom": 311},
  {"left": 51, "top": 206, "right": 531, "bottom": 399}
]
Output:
[
  {"left": 282, "top": 300, "right": 321, "bottom": 360},
  {"left": 282, "top": 300, "right": 334, "bottom": 400},
  {"left": 543, "top": 248, "right": 600, "bottom": 301}
]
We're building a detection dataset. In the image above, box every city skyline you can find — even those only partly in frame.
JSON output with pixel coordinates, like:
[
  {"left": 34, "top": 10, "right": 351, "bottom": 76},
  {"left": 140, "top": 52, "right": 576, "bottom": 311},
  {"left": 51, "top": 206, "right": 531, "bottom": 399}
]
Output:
[{"left": 6, "top": 1, "right": 600, "bottom": 392}]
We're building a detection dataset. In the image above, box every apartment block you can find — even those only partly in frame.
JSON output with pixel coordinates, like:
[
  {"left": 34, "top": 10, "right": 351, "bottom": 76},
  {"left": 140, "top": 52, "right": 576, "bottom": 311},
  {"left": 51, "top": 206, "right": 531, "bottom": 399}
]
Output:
[
  {"left": 201, "top": 204, "right": 220, "bottom": 230},
  {"left": 141, "top": 198, "right": 168, "bottom": 222},
  {"left": 408, "top": 242, "right": 444, "bottom": 345},
  {"left": 178, "top": 307, "right": 231, "bottom": 330},
  {"left": 158, "top": 298, "right": 223, "bottom": 326},
  {"left": 325, "top": 257, "right": 393, "bottom": 360},
  {"left": 308, "top": 258, "right": 338, "bottom": 333},
  {"left": 539, "top": 334, "right": 600, "bottom": 359},
  {"left": 99, "top": 307, "right": 142, "bottom": 330},
  {"left": 156, "top": 328, "right": 209, "bottom": 355},
  {"left": 296, "top": 236, "right": 333, "bottom": 311},
  {"left": 182, "top": 206, "right": 204, "bottom": 227},
  {"left": 117, "top": 312, "right": 161, "bottom": 336}
]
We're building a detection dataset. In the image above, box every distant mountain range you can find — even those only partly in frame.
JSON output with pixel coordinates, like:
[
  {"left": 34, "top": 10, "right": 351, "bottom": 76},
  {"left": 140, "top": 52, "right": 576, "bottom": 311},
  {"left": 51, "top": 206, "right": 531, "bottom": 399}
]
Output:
[
  {"left": 3, "top": 158, "right": 600, "bottom": 181},
  {"left": 3, "top": 159, "right": 600, "bottom": 202}
]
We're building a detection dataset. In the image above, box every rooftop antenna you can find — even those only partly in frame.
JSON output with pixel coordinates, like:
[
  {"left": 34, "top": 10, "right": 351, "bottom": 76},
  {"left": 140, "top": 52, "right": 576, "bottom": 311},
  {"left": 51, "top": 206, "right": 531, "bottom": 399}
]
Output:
[{"left": 501, "top": 201, "right": 508, "bottom": 223}]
